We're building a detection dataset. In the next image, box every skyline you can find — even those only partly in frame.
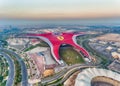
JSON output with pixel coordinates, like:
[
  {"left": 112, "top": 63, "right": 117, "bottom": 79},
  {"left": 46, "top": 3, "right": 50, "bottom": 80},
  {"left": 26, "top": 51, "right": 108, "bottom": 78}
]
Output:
[{"left": 0, "top": 0, "right": 120, "bottom": 20}]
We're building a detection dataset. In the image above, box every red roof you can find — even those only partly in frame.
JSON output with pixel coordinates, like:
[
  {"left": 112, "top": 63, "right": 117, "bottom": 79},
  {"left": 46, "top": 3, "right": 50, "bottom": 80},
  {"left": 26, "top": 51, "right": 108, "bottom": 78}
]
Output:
[{"left": 26, "top": 32, "right": 91, "bottom": 64}]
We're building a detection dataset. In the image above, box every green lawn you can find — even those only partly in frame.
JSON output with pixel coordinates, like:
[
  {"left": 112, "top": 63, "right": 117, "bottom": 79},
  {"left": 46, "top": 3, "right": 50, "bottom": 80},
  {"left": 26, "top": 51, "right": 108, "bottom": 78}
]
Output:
[{"left": 60, "top": 47, "right": 84, "bottom": 65}]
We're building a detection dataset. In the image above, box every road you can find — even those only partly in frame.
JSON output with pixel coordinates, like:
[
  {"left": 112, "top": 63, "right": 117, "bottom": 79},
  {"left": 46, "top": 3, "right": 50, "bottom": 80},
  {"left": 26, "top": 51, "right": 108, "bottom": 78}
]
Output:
[
  {"left": 41, "top": 64, "right": 96, "bottom": 85},
  {"left": 82, "top": 40, "right": 111, "bottom": 66},
  {"left": 0, "top": 52, "right": 15, "bottom": 86},
  {"left": 41, "top": 68, "right": 68, "bottom": 84},
  {"left": 0, "top": 48, "right": 29, "bottom": 86},
  {"left": 48, "top": 65, "right": 96, "bottom": 86}
]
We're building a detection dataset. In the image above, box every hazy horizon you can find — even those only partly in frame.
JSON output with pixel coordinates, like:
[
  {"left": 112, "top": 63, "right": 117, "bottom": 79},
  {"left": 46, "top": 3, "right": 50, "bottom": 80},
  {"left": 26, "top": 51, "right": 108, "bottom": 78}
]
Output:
[
  {"left": 0, "top": 0, "right": 120, "bottom": 20},
  {"left": 0, "top": 18, "right": 120, "bottom": 26},
  {"left": 0, "top": 0, "right": 120, "bottom": 26}
]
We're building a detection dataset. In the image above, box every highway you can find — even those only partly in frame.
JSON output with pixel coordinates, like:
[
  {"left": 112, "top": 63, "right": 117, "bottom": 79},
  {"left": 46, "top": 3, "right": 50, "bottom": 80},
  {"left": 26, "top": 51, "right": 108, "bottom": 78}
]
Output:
[
  {"left": 0, "top": 52, "right": 15, "bottom": 86},
  {"left": 82, "top": 40, "right": 110, "bottom": 66},
  {"left": 0, "top": 48, "right": 29, "bottom": 86},
  {"left": 41, "top": 64, "right": 96, "bottom": 86},
  {"left": 48, "top": 65, "right": 96, "bottom": 86},
  {"left": 41, "top": 68, "right": 68, "bottom": 84}
]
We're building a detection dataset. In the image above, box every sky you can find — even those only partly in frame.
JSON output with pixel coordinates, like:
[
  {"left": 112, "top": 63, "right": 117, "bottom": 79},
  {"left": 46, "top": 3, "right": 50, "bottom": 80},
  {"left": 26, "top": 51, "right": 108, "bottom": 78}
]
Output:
[{"left": 0, "top": 0, "right": 120, "bottom": 20}]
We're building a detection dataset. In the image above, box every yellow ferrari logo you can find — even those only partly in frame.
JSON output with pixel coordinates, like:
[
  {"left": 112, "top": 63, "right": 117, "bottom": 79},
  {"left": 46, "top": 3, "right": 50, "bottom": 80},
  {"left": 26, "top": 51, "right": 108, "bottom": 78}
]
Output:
[{"left": 57, "top": 36, "right": 64, "bottom": 41}]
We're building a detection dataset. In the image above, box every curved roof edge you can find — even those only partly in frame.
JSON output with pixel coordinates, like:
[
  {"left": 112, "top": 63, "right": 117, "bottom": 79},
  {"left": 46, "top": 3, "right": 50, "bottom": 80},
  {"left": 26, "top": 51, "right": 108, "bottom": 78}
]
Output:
[{"left": 75, "top": 68, "right": 120, "bottom": 86}]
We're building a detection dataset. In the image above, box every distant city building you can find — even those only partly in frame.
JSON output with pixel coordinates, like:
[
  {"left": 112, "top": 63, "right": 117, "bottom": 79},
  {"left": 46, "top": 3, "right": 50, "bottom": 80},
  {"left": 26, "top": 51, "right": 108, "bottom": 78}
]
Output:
[
  {"left": 108, "top": 60, "right": 120, "bottom": 73},
  {"left": 111, "top": 52, "right": 120, "bottom": 59},
  {"left": 106, "top": 46, "right": 113, "bottom": 51},
  {"left": 112, "top": 42, "right": 120, "bottom": 47},
  {"left": 118, "top": 48, "right": 120, "bottom": 53},
  {"left": 98, "top": 41, "right": 107, "bottom": 45}
]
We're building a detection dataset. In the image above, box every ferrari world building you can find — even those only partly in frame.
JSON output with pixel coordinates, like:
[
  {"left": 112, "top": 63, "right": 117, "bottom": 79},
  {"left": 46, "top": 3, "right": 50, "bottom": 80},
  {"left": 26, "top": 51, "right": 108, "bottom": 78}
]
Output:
[{"left": 26, "top": 32, "right": 91, "bottom": 64}]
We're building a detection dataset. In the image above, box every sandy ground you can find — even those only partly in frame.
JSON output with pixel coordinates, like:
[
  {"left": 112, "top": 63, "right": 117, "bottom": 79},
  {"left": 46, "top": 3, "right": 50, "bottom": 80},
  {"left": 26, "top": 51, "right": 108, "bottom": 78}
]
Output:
[
  {"left": 28, "top": 53, "right": 45, "bottom": 75},
  {"left": 64, "top": 71, "right": 80, "bottom": 86},
  {"left": 95, "top": 33, "right": 120, "bottom": 42}
]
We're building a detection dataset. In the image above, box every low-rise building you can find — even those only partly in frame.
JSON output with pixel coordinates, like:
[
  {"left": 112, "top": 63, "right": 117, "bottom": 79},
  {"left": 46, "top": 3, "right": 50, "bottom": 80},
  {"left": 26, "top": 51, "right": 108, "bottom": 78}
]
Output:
[
  {"left": 118, "top": 48, "right": 120, "bottom": 53},
  {"left": 106, "top": 46, "right": 113, "bottom": 51},
  {"left": 108, "top": 60, "right": 120, "bottom": 73},
  {"left": 111, "top": 52, "right": 120, "bottom": 59}
]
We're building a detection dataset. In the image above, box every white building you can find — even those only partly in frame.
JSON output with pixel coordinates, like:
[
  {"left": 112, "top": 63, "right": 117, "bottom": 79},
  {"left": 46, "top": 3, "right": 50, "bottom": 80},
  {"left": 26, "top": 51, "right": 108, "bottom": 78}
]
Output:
[
  {"left": 106, "top": 46, "right": 113, "bottom": 51},
  {"left": 75, "top": 68, "right": 120, "bottom": 86}
]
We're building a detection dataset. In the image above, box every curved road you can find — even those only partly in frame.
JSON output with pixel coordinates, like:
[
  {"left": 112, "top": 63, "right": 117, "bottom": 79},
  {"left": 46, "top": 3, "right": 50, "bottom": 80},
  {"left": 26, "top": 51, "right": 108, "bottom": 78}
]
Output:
[
  {"left": 47, "top": 65, "right": 96, "bottom": 86},
  {"left": 0, "top": 52, "right": 15, "bottom": 86},
  {"left": 0, "top": 48, "right": 28, "bottom": 86},
  {"left": 41, "top": 64, "right": 96, "bottom": 85}
]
